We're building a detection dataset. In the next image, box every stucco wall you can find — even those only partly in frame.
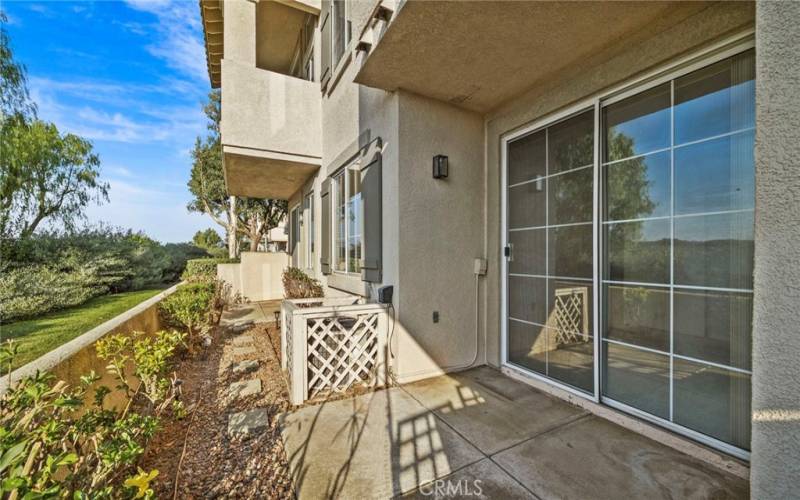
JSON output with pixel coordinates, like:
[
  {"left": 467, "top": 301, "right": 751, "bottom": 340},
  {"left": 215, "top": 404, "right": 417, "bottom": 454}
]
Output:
[
  {"left": 223, "top": 0, "right": 255, "bottom": 65},
  {"left": 217, "top": 252, "right": 290, "bottom": 301},
  {"left": 751, "top": 1, "right": 800, "bottom": 497},
  {"left": 484, "top": 2, "right": 755, "bottom": 367},
  {"left": 221, "top": 59, "right": 321, "bottom": 159},
  {"left": 316, "top": 0, "right": 400, "bottom": 299},
  {"left": 394, "top": 91, "right": 485, "bottom": 382}
]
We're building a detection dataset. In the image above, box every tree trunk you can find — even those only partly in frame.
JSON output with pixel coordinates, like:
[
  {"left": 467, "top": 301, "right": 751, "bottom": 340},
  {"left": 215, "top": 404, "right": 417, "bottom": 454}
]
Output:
[
  {"left": 228, "top": 196, "right": 238, "bottom": 258},
  {"left": 249, "top": 234, "right": 259, "bottom": 252}
]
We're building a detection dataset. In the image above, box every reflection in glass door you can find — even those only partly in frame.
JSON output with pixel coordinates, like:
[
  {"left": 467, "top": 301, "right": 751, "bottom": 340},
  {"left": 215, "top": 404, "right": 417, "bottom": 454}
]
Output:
[
  {"left": 600, "top": 49, "right": 755, "bottom": 451},
  {"left": 506, "top": 109, "right": 595, "bottom": 394},
  {"left": 504, "top": 46, "right": 755, "bottom": 455}
]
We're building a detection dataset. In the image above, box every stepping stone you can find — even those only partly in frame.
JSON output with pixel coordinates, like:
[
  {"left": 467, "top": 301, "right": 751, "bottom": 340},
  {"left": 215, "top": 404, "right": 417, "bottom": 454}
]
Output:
[
  {"left": 232, "top": 359, "right": 259, "bottom": 374},
  {"left": 232, "top": 346, "right": 256, "bottom": 356},
  {"left": 232, "top": 335, "right": 254, "bottom": 346},
  {"left": 229, "top": 321, "right": 254, "bottom": 334},
  {"left": 228, "top": 408, "right": 269, "bottom": 436},
  {"left": 227, "top": 379, "right": 262, "bottom": 399}
]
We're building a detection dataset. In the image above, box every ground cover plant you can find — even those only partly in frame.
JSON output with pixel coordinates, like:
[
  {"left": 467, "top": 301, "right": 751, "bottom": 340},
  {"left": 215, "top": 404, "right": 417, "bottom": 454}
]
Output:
[{"left": 0, "top": 329, "right": 185, "bottom": 498}]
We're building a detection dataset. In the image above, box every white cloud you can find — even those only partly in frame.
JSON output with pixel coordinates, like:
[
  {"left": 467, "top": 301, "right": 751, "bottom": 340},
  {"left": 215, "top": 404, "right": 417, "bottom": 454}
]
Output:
[
  {"left": 122, "top": 0, "right": 208, "bottom": 83},
  {"left": 29, "top": 77, "right": 206, "bottom": 145},
  {"left": 106, "top": 165, "right": 134, "bottom": 178}
]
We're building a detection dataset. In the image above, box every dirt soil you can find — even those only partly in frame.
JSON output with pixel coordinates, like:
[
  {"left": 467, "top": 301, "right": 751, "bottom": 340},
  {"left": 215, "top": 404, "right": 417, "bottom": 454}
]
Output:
[{"left": 139, "top": 322, "right": 294, "bottom": 499}]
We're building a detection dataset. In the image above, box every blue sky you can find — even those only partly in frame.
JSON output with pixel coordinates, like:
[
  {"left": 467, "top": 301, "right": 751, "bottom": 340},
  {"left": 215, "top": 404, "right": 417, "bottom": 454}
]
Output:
[{"left": 4, "top": 0, "right": 217, "bottom": 242}]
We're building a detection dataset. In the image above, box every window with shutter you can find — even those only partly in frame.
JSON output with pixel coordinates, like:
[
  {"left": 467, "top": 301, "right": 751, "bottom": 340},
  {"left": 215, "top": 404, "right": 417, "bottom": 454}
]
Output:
[
  {"left": 320, "top": 0, "right": 332, "bottom": 89},
  {"left": 360, "top": 158, "right": 382, "bottom": 283},
  {"left": 320, "top": 178, "right": 332, "bottom": 274}
]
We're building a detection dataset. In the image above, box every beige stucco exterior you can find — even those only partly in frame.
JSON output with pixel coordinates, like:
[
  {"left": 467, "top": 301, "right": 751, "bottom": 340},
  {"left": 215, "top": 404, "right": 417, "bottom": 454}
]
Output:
[
  {"left": 202, "top": 0, "right": 800, "bottom": 494},
  {"left": 217, "top": 251, "right": 290, "bottom": 302}
]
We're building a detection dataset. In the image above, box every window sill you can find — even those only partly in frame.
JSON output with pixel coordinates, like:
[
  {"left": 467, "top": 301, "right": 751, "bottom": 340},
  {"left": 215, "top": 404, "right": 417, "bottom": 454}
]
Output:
[{"left": 327, "top": 272, "right": 369, "bottom": 297}]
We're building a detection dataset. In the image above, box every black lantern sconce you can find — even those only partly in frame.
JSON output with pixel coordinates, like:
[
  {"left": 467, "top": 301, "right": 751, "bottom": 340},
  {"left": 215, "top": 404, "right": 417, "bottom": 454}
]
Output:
[{"left": 432, "top": 155, "right": 449, "bottom": 179}]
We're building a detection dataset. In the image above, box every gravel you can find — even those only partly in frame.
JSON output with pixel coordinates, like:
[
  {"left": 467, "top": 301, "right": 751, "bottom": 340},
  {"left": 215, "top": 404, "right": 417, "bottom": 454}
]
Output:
[{"left": 139, "top": 322, "right": 294, "bottom": 498}]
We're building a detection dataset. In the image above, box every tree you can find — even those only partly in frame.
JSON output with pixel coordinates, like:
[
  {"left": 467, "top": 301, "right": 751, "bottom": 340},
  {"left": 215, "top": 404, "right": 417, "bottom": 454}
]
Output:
[
  {"left": 187, "top": 91, "right": 287, "bottom": 256},
  {"left": 187, "top": 91, "right": 237, "bottom": 256},
  {"left": 0, "top": 23, "right": 107, "bottom": 239},
  {"left": 192, "top": 228, "right": 223, "bottom": 250},
  {"left": 0, "top": 12, "right": 35, "bottom": 119},
  {"left": 237, "top": 198, "right": 286, "bottom": 252}
]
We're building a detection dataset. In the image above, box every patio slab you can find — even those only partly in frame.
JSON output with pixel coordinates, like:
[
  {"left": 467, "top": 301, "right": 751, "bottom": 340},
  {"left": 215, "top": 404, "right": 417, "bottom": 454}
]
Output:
[
  {"left": 281, "top": 367, "right": 748, "bottom": 499},
  {"left": 399, "top": 458, "right": 535, "bottom": 499},
  {"left": 281, "top": 387, "right": 484, "bottom": 500},
  {"left": 402, "top": 366, "right": 587, "bottom": 454},
  {"left": 493, "top": 415, "right": 749, "bottom": 499}
]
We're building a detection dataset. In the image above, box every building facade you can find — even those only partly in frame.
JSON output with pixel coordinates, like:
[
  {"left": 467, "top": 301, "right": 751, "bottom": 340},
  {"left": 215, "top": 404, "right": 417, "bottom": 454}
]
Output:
[{"left": 200, "top": 1, "right": 800, "bottom": 496}]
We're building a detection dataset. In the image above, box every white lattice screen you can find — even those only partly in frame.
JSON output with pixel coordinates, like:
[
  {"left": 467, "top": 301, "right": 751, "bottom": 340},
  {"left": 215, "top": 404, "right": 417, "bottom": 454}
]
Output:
[
  {"left": 552, "top": 286, "right": 590, "bottom": 346},
  {"left": 281, "top": 299, "right": 388, "bottom": 405},
  {"left": 306, "top": 314, "right": 380, "bottom": 398}
]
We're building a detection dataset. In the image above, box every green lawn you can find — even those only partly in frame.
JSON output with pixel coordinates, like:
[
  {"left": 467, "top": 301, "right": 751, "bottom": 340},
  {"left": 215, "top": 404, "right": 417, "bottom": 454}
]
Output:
[{"left": 1, "top": 288, "right": 166, "bottom": 374}]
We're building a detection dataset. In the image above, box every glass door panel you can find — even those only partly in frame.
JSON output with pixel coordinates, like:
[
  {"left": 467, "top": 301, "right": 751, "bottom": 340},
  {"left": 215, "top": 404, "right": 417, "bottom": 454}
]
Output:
[
  {"left": 600, "top": 49, "right": 755, "bottom": 451},
  {"left": 507, "top": 109, "right": 595, "bottom": 394}
]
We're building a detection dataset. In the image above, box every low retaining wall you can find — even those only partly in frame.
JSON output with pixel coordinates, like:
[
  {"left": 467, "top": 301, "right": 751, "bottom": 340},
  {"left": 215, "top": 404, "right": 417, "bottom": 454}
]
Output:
[
  {"left": 0, "top": 284, "right": 181, "bottom": 405},
  {"left": 217, "top": 251, "right": 289, "bottom": 302}
]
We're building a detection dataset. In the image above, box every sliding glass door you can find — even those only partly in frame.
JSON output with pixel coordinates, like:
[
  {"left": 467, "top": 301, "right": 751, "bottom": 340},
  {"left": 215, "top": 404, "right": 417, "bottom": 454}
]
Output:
[
  {"left": 600, "top": 49, "right": 755, "bottom": 451},
  {"left": 504, "top": 47, "right": 755, "bottom": 454}
]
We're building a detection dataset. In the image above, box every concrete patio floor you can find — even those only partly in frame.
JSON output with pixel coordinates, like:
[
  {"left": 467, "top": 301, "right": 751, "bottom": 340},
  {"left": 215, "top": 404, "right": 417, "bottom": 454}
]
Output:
[{"left": 280, "top": 366, "right": 748, "bottom": 499}]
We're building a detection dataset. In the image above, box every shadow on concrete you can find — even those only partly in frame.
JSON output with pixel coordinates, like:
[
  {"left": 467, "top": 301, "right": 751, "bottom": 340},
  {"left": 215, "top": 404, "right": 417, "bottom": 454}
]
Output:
[{"left": 281, "top": 365, "right": 750, "bottom": 499}]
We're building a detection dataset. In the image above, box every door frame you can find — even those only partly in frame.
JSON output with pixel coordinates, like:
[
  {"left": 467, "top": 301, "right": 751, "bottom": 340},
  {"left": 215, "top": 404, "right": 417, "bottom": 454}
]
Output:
[{"left": 499, "top": 31, "right": 755, "bottom": 460}]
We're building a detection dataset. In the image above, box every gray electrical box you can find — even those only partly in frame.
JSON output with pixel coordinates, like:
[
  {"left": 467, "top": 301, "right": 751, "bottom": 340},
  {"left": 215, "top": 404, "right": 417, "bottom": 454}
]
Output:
[{"left": 473, "top": 258, "right": 487, "bottom": 276}]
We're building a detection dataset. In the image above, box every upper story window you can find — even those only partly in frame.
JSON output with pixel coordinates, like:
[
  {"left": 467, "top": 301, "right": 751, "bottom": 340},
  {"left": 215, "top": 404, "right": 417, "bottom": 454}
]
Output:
[
  {"left": 333, "top": 158, "right": 363, "bottom": 274},
  {"left": 304, "top": 192, "right": 315, "bottom": 270},
  {"left": 332, "top": 0, "right": 351, "bottom": 68}
]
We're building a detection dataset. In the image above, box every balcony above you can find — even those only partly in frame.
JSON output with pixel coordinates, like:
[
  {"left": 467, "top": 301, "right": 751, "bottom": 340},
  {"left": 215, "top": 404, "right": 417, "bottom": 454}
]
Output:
[
  {"left": 221, "top": 60, "right": 321, "bottom": 199},
  {"left": 354, "top": 1, "right": 729, "bottom": 113}
]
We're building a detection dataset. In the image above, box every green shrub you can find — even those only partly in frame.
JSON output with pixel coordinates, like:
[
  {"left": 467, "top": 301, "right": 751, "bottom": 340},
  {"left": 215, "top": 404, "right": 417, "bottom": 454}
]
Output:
[
  {"left": 181, "top": 257, "right": 238, "bottom": 283},
  {"left": 0, "top": 330, "right": 184, "bottom": 498},
  {"left": 0, "top": 264, "right": 107, "bottom": 322},
  {"left": 158, "top": 283, "right": 215, "bottom": 347},
  {"left": 0, "top": 228, "right": 210, "bottom": 321},
  {"left": 282, "top": 267, "right": 324, "bottom": 299}
]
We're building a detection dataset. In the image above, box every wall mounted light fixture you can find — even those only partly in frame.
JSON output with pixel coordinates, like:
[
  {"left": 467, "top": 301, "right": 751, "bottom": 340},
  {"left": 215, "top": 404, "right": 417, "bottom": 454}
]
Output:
[{"left": 432, "top": 155, "right": 449, "bottom": 179}]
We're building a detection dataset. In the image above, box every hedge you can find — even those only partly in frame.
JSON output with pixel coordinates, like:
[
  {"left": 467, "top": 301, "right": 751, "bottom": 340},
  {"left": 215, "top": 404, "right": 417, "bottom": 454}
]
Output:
[{"left": 180, "top": 257, "right": 239, "bottom": 283}]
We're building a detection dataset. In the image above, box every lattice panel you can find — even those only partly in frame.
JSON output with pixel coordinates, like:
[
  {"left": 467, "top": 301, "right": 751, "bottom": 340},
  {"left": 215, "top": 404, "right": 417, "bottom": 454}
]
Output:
[
  {"left": 553, "top": 286, "right": 590, "bottom": 346},
  {"left": 306, "top": 314, "right": 379, "bottom": 398},
  {"left": 285, "top": 310, "right": 294, "bottom": 376}
]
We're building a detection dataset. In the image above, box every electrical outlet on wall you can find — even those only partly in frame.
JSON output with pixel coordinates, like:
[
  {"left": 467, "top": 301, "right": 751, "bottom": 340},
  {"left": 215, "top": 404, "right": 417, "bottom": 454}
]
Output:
[{"left": 433, "top": 311, "right": 439, "bottom": 323}]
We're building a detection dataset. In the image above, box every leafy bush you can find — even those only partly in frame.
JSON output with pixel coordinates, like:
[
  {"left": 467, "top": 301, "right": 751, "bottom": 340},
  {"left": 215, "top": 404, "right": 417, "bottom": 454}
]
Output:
[
  {"left": 181, "top": 257, "right": 238, "bottom": 283},
  {"left": 158, "top": 283, "right": 215, "bottom": 348},
  {"left": 0, "top": 265, "right": 107, "bottom": 322},
  {"left": 0, "top": 330, "right": 184, "bottom": 498},
  {"left": 0, "top": 227, "right": 210, "bottom": 322},
  {"left": 282, "top": 267, "right": 324, "bottom": 299}
]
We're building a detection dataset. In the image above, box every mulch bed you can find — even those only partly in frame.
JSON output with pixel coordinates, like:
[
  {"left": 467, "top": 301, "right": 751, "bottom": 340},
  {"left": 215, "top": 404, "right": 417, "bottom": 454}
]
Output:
[{"left": 139, "top": 322, "right": 294, "bottom": 499}]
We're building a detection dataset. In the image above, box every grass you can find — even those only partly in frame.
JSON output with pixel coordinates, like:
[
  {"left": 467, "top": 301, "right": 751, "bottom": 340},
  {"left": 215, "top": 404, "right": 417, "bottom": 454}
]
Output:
[{"left": 0, "top": 288, "right": 166, "bottom": 374}]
